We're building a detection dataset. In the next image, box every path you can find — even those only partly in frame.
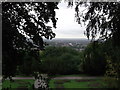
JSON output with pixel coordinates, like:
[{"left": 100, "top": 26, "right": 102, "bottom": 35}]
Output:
[
  {"left": 52, "top": 76, "right": 102, "bottom": 80},
  {"left": 12, "top": 77, "right": 34, "bottom": 79},
  {"left": 5, "top": 76, "right": 102, "bottom": 80}
]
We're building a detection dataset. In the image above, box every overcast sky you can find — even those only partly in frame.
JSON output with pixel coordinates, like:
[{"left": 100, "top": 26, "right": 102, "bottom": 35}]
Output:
[{"left": 48, "top": 1, "right": 87, "bottom": 39}]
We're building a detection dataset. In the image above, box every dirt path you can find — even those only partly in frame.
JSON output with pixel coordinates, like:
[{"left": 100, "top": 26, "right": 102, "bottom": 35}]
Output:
[
  {"left": 52, "top": 76, "right": 102, "bottom": 80},
  {"left": 9, "top": 76, "right": 102, "bottom": 80},
  {"left": 12, "top": 77, "right": 34, "bottom": 79}
]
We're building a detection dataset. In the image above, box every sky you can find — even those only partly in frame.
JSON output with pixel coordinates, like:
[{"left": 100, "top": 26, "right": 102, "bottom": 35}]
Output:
[{"left": 47, "top": 1, "right": 87, "bottom": 39}]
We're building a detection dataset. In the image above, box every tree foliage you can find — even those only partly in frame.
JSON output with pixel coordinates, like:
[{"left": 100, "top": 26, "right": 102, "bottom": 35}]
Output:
[
  {"left": 82, "top": 42, "right": 106, "bottom": 75},
  {"left": 73, "top": 1, "right": 120, "bottom": 78},
  {"left": 2, "top": 2, "right": 58, "bottom": 77},
  {"left": 75, "top": 2, "right": 120, "bottom": 46},
  {"left": 17, "top": 50, "right": 41, "bottom": 76},
  {"left": 40, "top": 46, "right": 82, "bottom": 75},
  {"left": 3, "top": 2, "right": 58, "bottom": 51}
]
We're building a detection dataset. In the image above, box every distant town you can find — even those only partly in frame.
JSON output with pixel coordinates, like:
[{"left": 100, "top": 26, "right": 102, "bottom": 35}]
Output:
[{"left": 44, "top": 38, "right": 90, "bottom": 51}]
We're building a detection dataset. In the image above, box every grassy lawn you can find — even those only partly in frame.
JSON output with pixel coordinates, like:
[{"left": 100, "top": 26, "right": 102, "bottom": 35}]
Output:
[
  {"left": 3, "top": 78, "right": 108, "bottom": 89},
  {"left": 0, "top": 83, "right": 2, "bottom": 90},
  {"left": 49, "top": 79, "right": 109, "bottom": 88},
  {"left": 2, "top": 75, "right": 115, "bottom": 89},
  {"left": 2, "top": 79, "right": 34, "bottom": 89}
]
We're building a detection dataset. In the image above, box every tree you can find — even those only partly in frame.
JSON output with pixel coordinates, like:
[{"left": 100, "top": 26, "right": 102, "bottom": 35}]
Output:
[
  {"left": 17, "top": 51, "right": 41, "bottom": 76},
  {"left": 74, "top": 2, "right": 120, "bottom": 46},
  {"left": 2, "top": 2, "right": 58, "bottom": 79},
  {"left": 73, "top": 2, "right": 120, "bottom": 85},
  {"left": 82, "top": 42, "right": 106, "bottom": 75}
]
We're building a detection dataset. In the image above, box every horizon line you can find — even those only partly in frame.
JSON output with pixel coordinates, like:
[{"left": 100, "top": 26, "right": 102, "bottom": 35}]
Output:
[{"left": 44, "top": 37, "right": 90, "bottom": 40}]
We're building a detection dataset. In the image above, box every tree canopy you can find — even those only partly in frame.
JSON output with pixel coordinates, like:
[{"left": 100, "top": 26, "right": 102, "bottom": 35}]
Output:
[
  {"left": 3, "top": 2, "right": 58, "bottom": 51},
  {"left": 2, "top": 2, "right": 59, "bottom": 78},
  {"left": 74, "top": 2, "right": 120, "bottom": 46}
]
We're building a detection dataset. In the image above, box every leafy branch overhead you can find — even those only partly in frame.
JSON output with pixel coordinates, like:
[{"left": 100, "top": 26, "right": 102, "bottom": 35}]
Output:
[
  {"left": 74, "top": 2, "right": 120, "bottom": 46},
  {"left": 2, "top": 2, "right": 59, "bottom": 78},
  {"left": 3, "top": 2, "right": 59, "bottom": 50}
]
